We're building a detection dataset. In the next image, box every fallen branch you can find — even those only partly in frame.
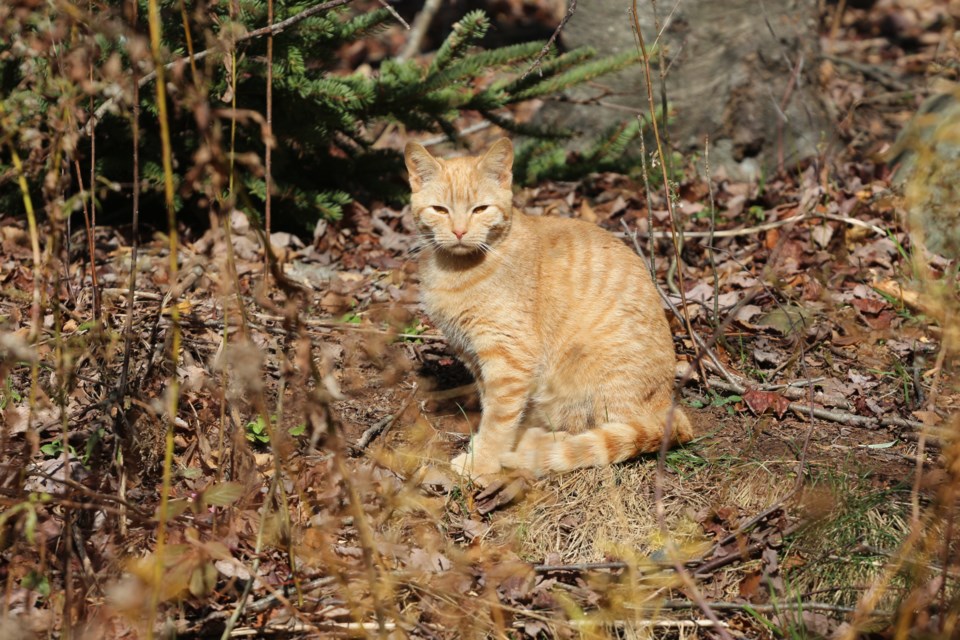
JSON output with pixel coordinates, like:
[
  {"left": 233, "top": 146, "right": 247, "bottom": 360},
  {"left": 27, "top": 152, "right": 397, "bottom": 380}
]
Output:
[
  {"left": 659, "top": 599, "right": 893, "bottom": 617},
  {"left": 821, "top": 53, "right": 908, "bottom": 92},
  {"left": 706, "top": 377, "right": 926, "bottom": 431},
  {"left": 352, "top": 383, "right": 418, "bottom": 451},
  {"left": 617, "top": 210, "right": 888, "bottom": 240},
  {"left": 253, "top": 311, "right": 447, "bottom": 342}
]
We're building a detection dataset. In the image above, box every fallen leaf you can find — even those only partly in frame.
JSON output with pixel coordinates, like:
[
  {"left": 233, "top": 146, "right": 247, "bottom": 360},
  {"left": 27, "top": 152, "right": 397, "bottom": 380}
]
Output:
[
  {"left": 408, "top": 548, "right": 452, "bottom": 574},
  {"left": 739, "top": 571, "right": 763, "bottom": 601},
  {"left": 757, "top": 304, "right": 813, "bottom": 335},
  {"left": 743, "top": 389, "right": 791, "bottom": 418}
]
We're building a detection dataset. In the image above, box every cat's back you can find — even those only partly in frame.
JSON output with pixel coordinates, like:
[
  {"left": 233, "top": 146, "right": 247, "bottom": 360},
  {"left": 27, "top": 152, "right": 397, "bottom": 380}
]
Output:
[
  {"left": 522, "top": 212, "right": 665, "bottom": 340},
  {"left": 524, "top": 213, "right": 647, "bottom": 271}
]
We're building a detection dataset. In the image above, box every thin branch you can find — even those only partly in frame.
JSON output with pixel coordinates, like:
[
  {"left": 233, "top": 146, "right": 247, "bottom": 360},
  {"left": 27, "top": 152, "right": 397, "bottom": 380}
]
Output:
[
  {"left": 397, "top": 0, "right": 441, "bottom": 62},
  {"left": 617, "top": 210, "right": 888, "bottom": 240},
  {"left": 705, "top": 377, "right": 927, "bottom": 431},
  {"left": 521, "top": 0, "right": 577, "bottom": 79},
  {"left": 623, "top": 219, "right": 745, "bottom": 387},
  {"left": 705, "top": 134, "right": 719, "bottom": 327},
  {"left": 420, "top": 121, "right": 493, "bottom": 147},
  {"left": 630, "top": 0, "right": 705, "bottom": 387},
  {"left": 72, "top": 160, "right": 101, "bottom": 323},
  {"left": 659, "top": 599, "right": 893, "bottom": 616},
  {"left": 353, "top": 383, "right": 418, "bottom": 451},
  {"left": 376, "top": 0, "right": 409, "bottom": 30}
]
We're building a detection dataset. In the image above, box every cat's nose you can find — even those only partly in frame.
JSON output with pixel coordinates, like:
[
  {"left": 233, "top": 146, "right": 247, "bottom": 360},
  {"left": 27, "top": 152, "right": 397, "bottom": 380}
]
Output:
[{"left": 452, "top": 229, "right": 466, "bottom": 240}]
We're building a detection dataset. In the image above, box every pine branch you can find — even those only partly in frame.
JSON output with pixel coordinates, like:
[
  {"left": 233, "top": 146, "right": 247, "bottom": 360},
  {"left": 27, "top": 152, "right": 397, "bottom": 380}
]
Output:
[
  {"left": 429, "top": 10, "right": 488, "bottom": 73},
  {"left": 82, "top": 0, "right": 358, "bottom": 136}
]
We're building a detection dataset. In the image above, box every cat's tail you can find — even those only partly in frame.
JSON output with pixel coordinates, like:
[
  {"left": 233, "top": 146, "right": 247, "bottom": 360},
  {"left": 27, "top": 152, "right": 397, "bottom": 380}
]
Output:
[{"left": 500, "top": 408, "right": 694, "bottom": 475}]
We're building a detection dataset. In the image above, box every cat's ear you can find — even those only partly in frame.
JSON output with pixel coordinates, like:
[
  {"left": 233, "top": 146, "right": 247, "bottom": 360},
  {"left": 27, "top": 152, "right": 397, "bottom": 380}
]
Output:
[
  {"left": 405, "top": 142, "right": 442, "bottom": 193},
  {"left": 478, "top": 137, "right": 514, "bottom": 189}
]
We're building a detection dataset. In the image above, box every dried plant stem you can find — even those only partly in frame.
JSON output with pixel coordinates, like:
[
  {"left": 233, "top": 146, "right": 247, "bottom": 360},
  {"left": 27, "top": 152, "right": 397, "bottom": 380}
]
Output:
[
  {"left": 116, "top": 0, "right": 142, "bottom": 536},
  {"left": 144, "top": 0, "right": 182, "bottom": 633},
  {"left": 178, "top": 0, "right": 200, "bottom": 83},
  {"left": 264, "top": 0, "right": 274, "bottom": 286},
  {"left": 220, "top": 472, "right": 279, "bottom": 639},
  {"left": 87, "top": 75, "right": 101, "bottom": 322},
  {"left": 2, "top": 117, "right": 44, "bottom": 453},
  {"left": 333, "top": 451, "right": 390, "bottom": 634},
  {"left": 630, "top": 0, "right": 705, "bottom": 386},
  {"left": 705, "top": 135, "right": 719, "bottom": 327},
  {"left": 72, "top": 160, "right": 100, "bottom": 323},
  {"left": 216, "top": 8, "right": 249, "bottom": 489}
]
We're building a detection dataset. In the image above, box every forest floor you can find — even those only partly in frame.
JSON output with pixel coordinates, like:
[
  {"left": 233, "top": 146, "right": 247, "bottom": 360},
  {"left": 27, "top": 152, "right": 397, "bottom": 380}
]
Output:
[{"left": 2, "top": 0, "right": 960, "bottom": 638}]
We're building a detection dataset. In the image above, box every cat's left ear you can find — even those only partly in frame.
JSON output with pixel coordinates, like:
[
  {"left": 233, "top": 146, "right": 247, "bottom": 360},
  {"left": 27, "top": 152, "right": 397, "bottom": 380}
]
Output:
[
  {"left": 405, "top": 142, "right": 442, "bottom": 193},
  {"left": 478, "top": 138, "right": 514, "bottom": 189}
]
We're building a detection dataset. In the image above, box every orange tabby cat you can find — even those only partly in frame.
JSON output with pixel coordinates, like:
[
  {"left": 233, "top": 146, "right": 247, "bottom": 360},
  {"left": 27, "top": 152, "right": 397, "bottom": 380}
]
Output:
[{"left": 405, "top": 138, "right": 693, "bottom": 478}]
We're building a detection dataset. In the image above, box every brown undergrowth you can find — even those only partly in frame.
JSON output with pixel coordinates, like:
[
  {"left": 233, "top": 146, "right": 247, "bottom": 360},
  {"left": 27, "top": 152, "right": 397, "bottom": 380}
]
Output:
[{"left": 1, "top": 0, "right": 959, "bottom": 638}]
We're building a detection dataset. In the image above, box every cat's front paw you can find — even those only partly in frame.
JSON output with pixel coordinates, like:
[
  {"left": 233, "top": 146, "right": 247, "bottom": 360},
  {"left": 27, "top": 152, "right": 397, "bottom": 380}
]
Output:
[{"left": 451, "top": 451, "right": 501, "bottom": 480}]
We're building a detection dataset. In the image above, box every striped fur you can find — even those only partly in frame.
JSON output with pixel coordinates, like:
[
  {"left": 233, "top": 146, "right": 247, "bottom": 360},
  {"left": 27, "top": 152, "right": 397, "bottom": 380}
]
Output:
[{"left": 405, "top": 138, "right": 693, "bottom": 478}]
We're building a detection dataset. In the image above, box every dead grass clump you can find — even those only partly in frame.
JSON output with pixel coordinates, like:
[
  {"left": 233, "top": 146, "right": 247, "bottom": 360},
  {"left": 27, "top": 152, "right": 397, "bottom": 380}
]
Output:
[{"left": 493, "top": 451, "right": 786, "bottom": 566}]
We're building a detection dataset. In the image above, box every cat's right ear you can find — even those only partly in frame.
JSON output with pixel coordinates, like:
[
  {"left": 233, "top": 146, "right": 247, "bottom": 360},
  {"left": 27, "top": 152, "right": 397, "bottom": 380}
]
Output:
[{"left": 404, "top": 142, "right": 442, "bottom": 193}]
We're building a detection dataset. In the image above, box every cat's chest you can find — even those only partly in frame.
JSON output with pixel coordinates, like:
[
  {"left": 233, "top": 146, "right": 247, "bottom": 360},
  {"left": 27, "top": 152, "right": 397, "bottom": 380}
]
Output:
[{"left": 419, "top": 264, "right": 505, "bottom": 349}]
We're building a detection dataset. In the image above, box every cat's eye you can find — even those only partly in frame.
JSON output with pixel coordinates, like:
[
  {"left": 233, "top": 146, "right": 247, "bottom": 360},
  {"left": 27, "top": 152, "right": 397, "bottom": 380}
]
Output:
[
  {"left": 472, "top": 205, "right": 489, "bottom": 214},
  {"left": 432, "top": 205, "right": 450, "bottom": 214}
]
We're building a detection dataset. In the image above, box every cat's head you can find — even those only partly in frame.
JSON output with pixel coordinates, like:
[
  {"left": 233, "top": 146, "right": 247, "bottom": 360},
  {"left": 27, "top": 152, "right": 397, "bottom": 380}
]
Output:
[{"left": 404, "top": 138, "right": 514, "bottom": 255}]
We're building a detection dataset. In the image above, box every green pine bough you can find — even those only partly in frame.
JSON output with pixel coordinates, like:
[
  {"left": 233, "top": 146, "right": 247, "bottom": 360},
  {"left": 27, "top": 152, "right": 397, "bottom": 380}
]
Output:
[{"left": 0, "top": 3, "right": 649, "bottom": 231}]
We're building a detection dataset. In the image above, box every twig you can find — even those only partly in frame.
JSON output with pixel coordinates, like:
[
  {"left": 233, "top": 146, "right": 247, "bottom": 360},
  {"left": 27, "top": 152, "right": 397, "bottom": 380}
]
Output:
[
  {"left": 353, "top": 383, "right": 418, "bottom": 451},
  {"left": 694, "top": 522, "right": 802, "bottom": 575},
  {"left": 659, "top": 599, "right": 893, "bottom": 617},
  {"left": 73, "top": 160, "right": 101, "bottom": 323},
  {"left": 82, "top": 0, "right": 356, "bottom": 136},
  {"left": 706, "top": 377, "right": 926, "bottom": 431},
  {"left": 705, "top": 135, "right": 719, "bottom": 327},
  {"left": 521, "top": 0, "right": 577, "bottom": 79},
  {"left": 376, "top": 0, "right": 408, "bottom": 29},
  {"left": 397, "top": 0, "right": 439, "bottom": 62},
  {"left": 821, "top": 53, "right": 908, "bottom": 92},
  {"left": 253, "top": 311, "right": 447, "bottom": 342},
  {"left": 221, "top": 471, "right": 283, "bottom": 639},
  {"left": 535, "top": 560, "right": 633, "bottom": 573},
  {"left": 246, "top": 576, "right": 337, "bottom": 614},
  {"left": 115, "top": 0, "right": 142, "bottom": 536},
  {"left": 515, "top": 618, "right": 734, "bottom": 631},
  {"left": 420, "top": 121, "right": 492, "bottom": 147},
  {"left": 617, "top": 210, "right": 888, "bottom": 240},
  {"left": 624, "top": 220, "right": 745, "bottom": 387}
]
